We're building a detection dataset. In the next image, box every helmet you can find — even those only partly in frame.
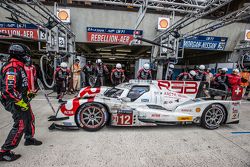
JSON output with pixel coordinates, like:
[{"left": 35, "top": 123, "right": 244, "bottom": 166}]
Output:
[
  {"left": 190, "top": 70, "right": 196, "bottom": 76},
  {"left": 199, "top": 65, "right": 205, "bottom": 70},
  {"left": 8, "top": 43, "right": 32, "bottom": 66},
  {"left": 233, "top": 69, "right": 239, "bottom": 73},
  {"left": 143, "top": 63, "right": 150, "bottom": 71},
  {"left": 116, "top": 63, "right": 122, "bottom": 69},
  {"left": 60, "top": 62, "right": 67, "bottom": 69},
  {"left": 75, "top": 59, "right": 80, "bottom": 63},
  {"left": 169, "top": 64, "right": 174, "bottom": 69},
  {"left": 87, "top": 60, "right": 91, "bottom": 64},
  {"left": 221, "top": 68, "right": 228, "bottom": 72},
  {"left": 96, "top": 59, "right": 102, "bottom": 64}
]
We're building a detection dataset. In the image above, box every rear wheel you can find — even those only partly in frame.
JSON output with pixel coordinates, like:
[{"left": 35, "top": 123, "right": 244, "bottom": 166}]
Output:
[
  {"left": 201, "top": 104, "right": 226, "bottom": 130},
  {"left": 75, "top": 103, "right": 108, "bottom": 131}
]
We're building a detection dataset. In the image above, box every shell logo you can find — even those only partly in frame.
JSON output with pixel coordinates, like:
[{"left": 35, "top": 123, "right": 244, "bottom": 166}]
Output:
[
  {"left": 159, "top": 19, "right": 169, "bottom": 29},
  {"left": 58, "top": 10, "right": 68, "bottom": 21},
  {"left": 246, "top": 31, "right": 250, "bottom": 40}
]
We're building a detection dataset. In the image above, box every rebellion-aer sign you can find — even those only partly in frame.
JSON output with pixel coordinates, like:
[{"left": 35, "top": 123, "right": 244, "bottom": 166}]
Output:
[
  {"left": 87, "top": 27, "right": 143, "bottom": 45},
  {"left": 0, "top": 22, "right": 38, "bottom": 40}
]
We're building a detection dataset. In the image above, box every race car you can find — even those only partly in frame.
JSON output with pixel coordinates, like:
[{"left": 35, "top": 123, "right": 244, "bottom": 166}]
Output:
[{"left": 49, "top": 80, "right": 242, "bottom": 131}]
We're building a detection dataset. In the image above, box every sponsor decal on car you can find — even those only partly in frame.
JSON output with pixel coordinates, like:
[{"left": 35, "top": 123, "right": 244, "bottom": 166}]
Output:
[
  {"left": 158, "top": 80, "right": 198, "bottom": 94},
  {"left": 151, "top": 114, "right": 161, "bottom": 118},
  {"left": 177, "top": 116, "right": 193, "bottom": 121},
  {"left": 181, "top": 109, "right": 192, "bottom": 112},
  {"left": 141, "top": 99, "right": 149, "bottom": 102}
]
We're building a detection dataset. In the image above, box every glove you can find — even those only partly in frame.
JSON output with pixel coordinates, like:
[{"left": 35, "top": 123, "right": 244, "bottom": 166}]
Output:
[
  {"left": 15, "top": 99, "right": 29, "bottom": 111},
  {"left": 27, "top": 92, "right": 36, "bottom": 99}
]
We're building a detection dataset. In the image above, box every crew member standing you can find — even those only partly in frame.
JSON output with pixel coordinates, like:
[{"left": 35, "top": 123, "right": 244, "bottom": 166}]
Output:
[
  {"left": 240, "top": 67, "right": 250, "bottom": 99},
  {"left": 137, "top": 63, "right": 152, "bottom": 80},
  {"left": 196, "top": 65, "right": 207, "bottom": 81},
  {"left": 94, "top": 59, "right": 109, "bottom": 87},
  {"left": 166, "top": 64, "right": 175, "bottom": 80},
  {"left": 111, "top": 63, "right": 125, "bottom": 86},
  {"left": 228, "top": 69, "right": 241, "bottom": 92},
  {"left": 54, "top": 62, "right": 70, "bottom": 103},
  {"left": 0, "top": 43, "right": 42, "bottom": 162},
  {"left": 213, "top": 68, "right": 229, "bottom": 91},
  {"left": 71, "top": 59, "right": 81, "bottom": 92},
  {"left": 177, "top": 69, "right": 193, "bottom": 81},
  {"left": 83, "top": 60, "right": 94, "bottom": 86}
]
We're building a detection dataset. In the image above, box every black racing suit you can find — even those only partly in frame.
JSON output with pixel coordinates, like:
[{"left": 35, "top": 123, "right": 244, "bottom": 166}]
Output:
[
  {"left": 0, "top": 58, "right": 35, "bottom": 151},
  {"left": 54, "top": 68, "right": 70, "bottom": 99},
  {"left": 111, "top": 69, "right": 125, "bottom": 86},
  {"left": 83, "top": 64, "right": 93, "bottom": 86}
]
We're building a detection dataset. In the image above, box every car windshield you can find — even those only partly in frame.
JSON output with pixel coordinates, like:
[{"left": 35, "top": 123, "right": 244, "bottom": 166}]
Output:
[{"left": 104, "top": 88, "right": 124, "bottom": 98}]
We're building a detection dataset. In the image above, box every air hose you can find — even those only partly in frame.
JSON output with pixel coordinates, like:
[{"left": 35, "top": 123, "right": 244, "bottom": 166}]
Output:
[{"left": 40, "top": 55, "right": 55, "bottom": 88}]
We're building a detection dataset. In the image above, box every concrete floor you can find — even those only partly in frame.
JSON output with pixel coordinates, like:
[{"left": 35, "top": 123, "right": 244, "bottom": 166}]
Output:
[{"left": 0, "top": 93, "right": 250, "bottom": 167}]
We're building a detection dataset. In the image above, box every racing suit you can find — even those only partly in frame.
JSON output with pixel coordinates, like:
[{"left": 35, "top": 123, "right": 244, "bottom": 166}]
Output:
[
  {"left": 83, "top": 64, "right": 93, "bottom": 86},
  {"left": 0, "top": 58, "right": 35, "bottom": 151},
  {"left": 71, "top": 63, "right": 81, "bottom": 91},
  {"left": 166, "top": 69, "right": 174, "bottom": 80},
  {"left": 94, "top": 64, "right": 109, "bottom": 87},
  {"left": 240, "top": 71, "right": 250, "bottom": 98},
  {"left": 54, "top": 67, "right": 70, "bottom": 100},
  {"left": 227, "top": 74, "right": 241, "bottom": 92},
  {"left": 176, "top": 72, "right": 193, "bottom": 81},
  {"left": 195, "top": 71, "right": 207, "bottom": 81},
  {"left": 213, "top": 73, "right": 229, "bottom": 91},
  {"left": 111, "top": 69, "right": 125, "bottom": 86},
  {"left": 137, "top": 68, "right": 152, "bottom": 80},
  {"left": 24, "top": 65, "right": 37, "bottom": 92}
]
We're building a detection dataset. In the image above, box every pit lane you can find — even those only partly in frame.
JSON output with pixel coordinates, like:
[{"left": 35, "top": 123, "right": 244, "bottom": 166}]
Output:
[{"left": 0, "top": 93, "right": 249, "bottom": 167}]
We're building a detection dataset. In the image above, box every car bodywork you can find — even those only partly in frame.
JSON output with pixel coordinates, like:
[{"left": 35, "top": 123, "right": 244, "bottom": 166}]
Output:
[{"left": 50, "top": 80, "right": 242, "bottom": 131}]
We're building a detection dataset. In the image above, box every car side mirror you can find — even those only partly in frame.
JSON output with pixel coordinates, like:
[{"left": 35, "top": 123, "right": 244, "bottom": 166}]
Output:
[{"left": 121, "top": 97, "right": 131, "bottom": 102}]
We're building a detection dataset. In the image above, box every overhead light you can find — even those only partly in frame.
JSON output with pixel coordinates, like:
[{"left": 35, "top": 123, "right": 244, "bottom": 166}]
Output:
[
  {"left": 115, "top": 53, "right": 127, "bottom": 56},
  {"left": 96, "top": 48, "right": 111, "bottom": 52},
  {"left": 146, "top": 51, "right": 151, "bottom": 53},
  {"left": 116, "top": 49, "right": 131, "bottom": 53},
  {"left": 100, "top": 52, "right": 112, "bottom": 55},
  {"left": 109, "top": 57, "right": 116, "bottom": 60}
]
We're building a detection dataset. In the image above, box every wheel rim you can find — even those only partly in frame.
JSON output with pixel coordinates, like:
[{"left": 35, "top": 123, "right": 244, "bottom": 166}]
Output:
[
  {"left": 205, "top": 106, "right": 224, "bottom": 127},
  {"left": 80, "top": 106, "right": 104, "bottom": 128}
]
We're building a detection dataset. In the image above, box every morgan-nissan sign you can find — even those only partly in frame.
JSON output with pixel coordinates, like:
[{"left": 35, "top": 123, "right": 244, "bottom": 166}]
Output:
[{"left": 87, "top": 27, "right": 143, "bottom": 45}]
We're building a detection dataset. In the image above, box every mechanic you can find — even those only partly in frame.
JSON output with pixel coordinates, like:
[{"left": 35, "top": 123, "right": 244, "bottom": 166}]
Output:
[
  {"left": 0, "top": 43, "right": 42, "bottom": 162},
  {"left": 83, "top": 60, "right": 94, "bottom": 86},
  {"left": 189, "top": 70, "right": 197, "bottom": 80},
  {"left": 228, "top": 69, "right": 241, "bottom": 92},
  {"left": 165, "top": 64, "right": 175, "bottom": 80},
  {"left": 205, "top": 68, "right": 214, "bottom": 86},
  {"left": 54, "top": 62, "right": 70, "bottom": 103},
  {"left": 176, "top": 69, "right": 193, "bottom": 81},
  {"left": 111, "top": 63, "right": 125, "bottom": 86},
  {"left": 71, "top": 59, "right": 81, "bottom": 92},
  {"left": 195, "top": 65, "right": 207, "bottom": 81},
  {"left": 137, "top": 63, "right": 152, "bottom": 80},
  {"left": 240, "top": 67, "right": 250, "bottom": 99},
  {"left": 94, "top": 59, "right": 109, "bottom": 87},
  {"left": 213, "top": 68, "right": 229, "bottom": 91}
]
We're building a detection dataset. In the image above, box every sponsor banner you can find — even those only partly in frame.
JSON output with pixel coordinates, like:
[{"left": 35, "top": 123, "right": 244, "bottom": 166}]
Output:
[
  {"left": 87, "top": 27, "right": 143, "bottom": 45},
  {"left": 245, "top": 30, "right": 250, "bottom": 41},
  {"left": 158, "top": 17, "right": 170, "bottom": 30},
  {"left": 179, "top": 35, "right": 228, "bottom": 51},
  {"left": 57, "top": 9, "right": 71, "bottom": 23},
  {"left": 0, "top": 22, "right": 38, "bottom": 40}
]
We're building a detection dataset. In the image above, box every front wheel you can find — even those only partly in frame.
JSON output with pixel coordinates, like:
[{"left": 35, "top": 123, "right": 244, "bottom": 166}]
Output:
[
  {"left": 201, "top": 104, "right": 226, "bottom": 130},
  {"left": 75, "top": 103, "right": 108, "bottom": 131}
]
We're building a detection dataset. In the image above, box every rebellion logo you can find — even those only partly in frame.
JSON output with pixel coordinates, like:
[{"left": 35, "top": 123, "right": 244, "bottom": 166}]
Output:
[{"left": 158, "top": 80, "right": 198, "bottom": 94}]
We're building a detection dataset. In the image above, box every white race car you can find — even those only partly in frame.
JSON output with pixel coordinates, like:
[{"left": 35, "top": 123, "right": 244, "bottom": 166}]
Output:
[{"left": 49, "top": 80, "right": 242, "bottom": 131}]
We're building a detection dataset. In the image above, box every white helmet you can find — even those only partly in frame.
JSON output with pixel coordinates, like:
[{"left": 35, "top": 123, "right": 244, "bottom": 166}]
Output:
[
  {"left": 60, "top": 62, "right": 67, "bottom": 68},
  {"left": 169, "top": 64, "right": 174, "bottom": 69},
  {"left": 96, "top": 59, "right": 102, "bottom": 64},
  {"left": 221, "top": 68, "right": 228, "bottom": 72},
  {"left": 233, "top": 69, "right": 239, "bottom": 73},
  {"left": 143, "top": 63, "right": 150, "bottom": 71},
  {"left": 199, "top": 65, "right": 205, "bottom": 70},
  {"left": 190, "top": 70, "right": 196, "bottom": 76},
  {"left": 116, "top": 63, "right": 122, "bottom": 69}
]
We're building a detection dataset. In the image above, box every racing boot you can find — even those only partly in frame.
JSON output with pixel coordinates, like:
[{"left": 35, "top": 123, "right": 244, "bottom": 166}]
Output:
[
  {"left": 0, "top": 151, "right": 21, "bottom": 162},
  {"left": 24, "top": 138, "right": 42, "bottom": 146}
]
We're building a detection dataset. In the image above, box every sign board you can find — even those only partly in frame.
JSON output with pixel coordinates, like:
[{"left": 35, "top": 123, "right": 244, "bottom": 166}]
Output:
[
  {"left": 87, "top": 27, "right": 143, "bottom": 45},
  {"left": 158, "top": 17, "right": 170, "bottom": 30},
  {"left": 58, "top": 36, "right": 66, "bottom": 48},
  {"left": 0, "top": 22, "right": 38, "bottom": 40},
  {"left": 57, "top": 9, "right": 70, "bottom": 23},
  {"left": 179, "top": 35, "right": 228, "bottom": 51},
  {"left": 245, "top": 30, "right": 250, "bottom": 41}
]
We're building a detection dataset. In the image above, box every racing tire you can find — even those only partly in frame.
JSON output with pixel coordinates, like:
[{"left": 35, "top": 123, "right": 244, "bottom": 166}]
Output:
[
  {"left": 201, "top": 104, "right": 226, "bottom": 130},
  {"left": 75, "top": 103, "right": 108, "bottom": 132}
]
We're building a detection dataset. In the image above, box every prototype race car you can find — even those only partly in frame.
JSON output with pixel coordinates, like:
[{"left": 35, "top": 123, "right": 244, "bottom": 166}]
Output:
[{"left": 49, "top": 80, "right": 242, "bottom": 131}]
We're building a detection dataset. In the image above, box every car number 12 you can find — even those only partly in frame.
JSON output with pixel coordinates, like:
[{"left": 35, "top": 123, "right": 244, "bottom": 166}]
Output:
[{"left": 117, "top": 114, "right": 133, "bottom": 125}]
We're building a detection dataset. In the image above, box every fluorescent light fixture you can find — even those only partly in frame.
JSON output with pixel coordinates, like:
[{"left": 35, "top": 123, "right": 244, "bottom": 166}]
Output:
[
  {"left": 116, "top": 49, "right": 131, "bottom": 53},
  {"left": 146, "top": 51, "right": 151, "bottom": 53},
  {"left": 100, "top": 52, "right": 112, "bottom": 55},
  {"left": 115, "top": 53, "right": 127, "bottom": 56},
  {"left": 96, "top": 48, "right": 111, "bottom": 52},
  {"left": 109, "top": 57, "right": 116, "bottom": 60}
]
